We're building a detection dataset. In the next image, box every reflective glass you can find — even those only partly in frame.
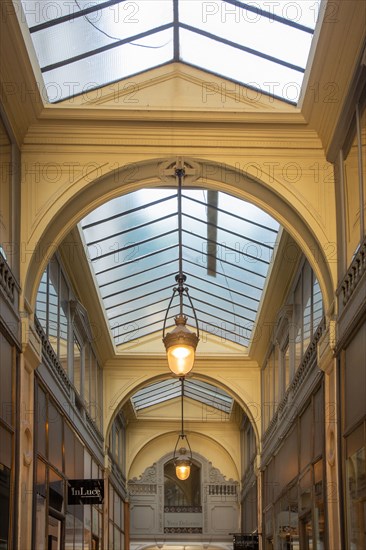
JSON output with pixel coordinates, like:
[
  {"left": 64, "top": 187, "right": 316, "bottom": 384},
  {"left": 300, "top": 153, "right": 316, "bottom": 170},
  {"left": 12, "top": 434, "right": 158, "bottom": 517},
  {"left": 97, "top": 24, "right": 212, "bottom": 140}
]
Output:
[
  {"left": 179, "top": 0, "right": 312, "bottom": 68},
  {"left": 31, "top": 1, "right": 173, "bottom": 67},
  {"left": 21, "top": 0, "right": 320, "bottom": 103},
  {"left": 180, "top": 28, "right": 304, "bottom": 102},
  {"left": 80, "top": 187, "right": 279, "bottom": 347},
  {"left": 131, "top": 378, "right": 233, "bottom": 411},
  {"left": 42, "top": 28, "right": 174, "bottom": 102}
]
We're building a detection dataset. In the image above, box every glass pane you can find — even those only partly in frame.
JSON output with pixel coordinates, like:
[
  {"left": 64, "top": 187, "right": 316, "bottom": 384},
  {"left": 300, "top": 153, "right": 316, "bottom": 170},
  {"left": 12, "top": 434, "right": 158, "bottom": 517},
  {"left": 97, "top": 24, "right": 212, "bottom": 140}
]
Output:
[
  {"left": 31, "top": 1, "right": 174, "bottom": 68},
  {"left": 49, "top": 468, "right": 64, "bottom": 513},
  {"left": 179, "top": 0, "right": 313, "bottom": 68},
  {"left": 48, "top": 403, "right": 63, "bottom": 471},
  {"left": 42, "top": 28, "right": 174, "bottom": 102},
  {"left": 73, "top": 337, "right": 82, "bottom": 395},
  {"left": 294, "top": 275, "right": 302, "bottom": 367},
  {"left": 313, "top": 278, "right": 323, "bottom": 332},
  {"left": 252, "top": 0, "right": 321, "bottom": 28},
  {"left": 346, "top": 444, "right": 366, "bottom": 549},
  {"left": 302, "top": 261, "right": 312, "bottom": 352},
  {"left": 48, "top": 260, "right": 59, "bottom": 352},
  {"left": 64, "top": 423, "right": 75, "bottom": 479},
  {"left": 344, "top": 127, "right": 361, "bottom": 265},
  {"left": 179, "top": 27, "right": 304, "bottom": 103},
  {"left": 59, "top": 272, "right": 69, "bottom": 372},
  {"left": 89, "top": 353, "right": 97, "bottom": 422},
  {"left": 36, "top": 386, "right": 47, "bottom": 458},
  {"left": 36, "top": 269, "right": 48, "bottom": 333}
]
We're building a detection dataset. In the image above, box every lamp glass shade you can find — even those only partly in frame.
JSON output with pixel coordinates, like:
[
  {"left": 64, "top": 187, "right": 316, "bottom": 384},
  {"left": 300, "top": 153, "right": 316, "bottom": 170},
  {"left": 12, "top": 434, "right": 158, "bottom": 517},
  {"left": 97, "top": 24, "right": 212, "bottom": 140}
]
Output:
[
  {"left": 175, "top": 458, "right": 191, "bottom": 480},
  {"left": 167, "top": 344, "right": 195, "bottom": 377}
]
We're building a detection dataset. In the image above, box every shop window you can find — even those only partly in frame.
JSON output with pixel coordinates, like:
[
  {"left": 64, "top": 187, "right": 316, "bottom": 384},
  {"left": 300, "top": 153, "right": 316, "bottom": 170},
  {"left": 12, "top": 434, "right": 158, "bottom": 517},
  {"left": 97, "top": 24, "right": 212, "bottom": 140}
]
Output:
[
  {"left": 341, "top": 93, "right": 366, "bottom": 267},
  {"left": 109, "top": 413, "right": 126, "bottom": 475},
  {"left": 346, "top": 423, "right": 366, "bottom": 550},
  {"left": 109, "top": 484, "right": 125, "bottom": 550},
  {"left": 33, "top": 382, "right": 104, "bottom": 550}
]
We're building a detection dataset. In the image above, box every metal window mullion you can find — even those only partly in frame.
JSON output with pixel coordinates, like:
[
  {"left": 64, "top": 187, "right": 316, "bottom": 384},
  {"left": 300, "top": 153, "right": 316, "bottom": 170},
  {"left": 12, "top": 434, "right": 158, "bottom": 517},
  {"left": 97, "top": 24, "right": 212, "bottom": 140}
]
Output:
[
  {"left": 95, "top": 244, "right": 177, "bottom": 276},
  {"left": 184, "top": 243, "right": 266, "bottom": 280},
  {"left": 99, "top": 258, "right": 177, "bottom": 289},
  {"left": 183, "top": 194, "right": 278, "bottom": 234},
  {"left": 179, "top": 22, "right": 305, "bottom": 73},
  {"left": 41, "top": 23, "right": 174, "bottom": 73},
  {"left": 186, "top": 272, "right": 260, "bottom": 304},
  {"left": 188, "top": 283, "right": 259, "bottom": 315}
]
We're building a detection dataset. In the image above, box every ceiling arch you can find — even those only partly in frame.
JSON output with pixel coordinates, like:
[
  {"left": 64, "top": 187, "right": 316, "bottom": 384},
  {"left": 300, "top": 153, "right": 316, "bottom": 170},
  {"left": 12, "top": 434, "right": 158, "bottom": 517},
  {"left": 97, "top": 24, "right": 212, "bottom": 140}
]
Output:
[{"left": 25, "top": 156, "right": 335, "bottom": 324}]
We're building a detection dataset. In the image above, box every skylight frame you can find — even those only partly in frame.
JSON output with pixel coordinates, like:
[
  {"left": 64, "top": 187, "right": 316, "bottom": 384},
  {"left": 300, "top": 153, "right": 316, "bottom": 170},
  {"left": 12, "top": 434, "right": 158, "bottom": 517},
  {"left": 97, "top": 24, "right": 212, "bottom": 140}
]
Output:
[
  {"left": 131, "top": 378, "right": 234, "bottom": 414},
  {"left": 19, "top": 0, "right": 321, "bottom": 104},
  {"left": 80, "top": 188, "right": 280, "bottom": 348}
]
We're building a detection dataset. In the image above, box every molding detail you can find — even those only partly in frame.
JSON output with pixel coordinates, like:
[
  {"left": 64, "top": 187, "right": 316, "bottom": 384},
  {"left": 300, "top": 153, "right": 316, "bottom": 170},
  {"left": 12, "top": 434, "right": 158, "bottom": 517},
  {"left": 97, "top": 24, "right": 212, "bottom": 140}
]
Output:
[{"left": 339, "top": 237, "right": 366, "bottom": 307}]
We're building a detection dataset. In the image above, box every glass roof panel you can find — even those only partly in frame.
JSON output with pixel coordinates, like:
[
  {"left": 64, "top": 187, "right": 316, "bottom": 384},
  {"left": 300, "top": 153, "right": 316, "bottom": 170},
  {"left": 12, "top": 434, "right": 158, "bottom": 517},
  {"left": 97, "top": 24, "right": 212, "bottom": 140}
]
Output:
[
  {"left": 131, "top": 378, "right": 233, "bottom": 413},
  {"left": 41, "top": 28, "right": 174, "bottom": 102},
  {"left": 20, "top": 0, "right": 321, "bottom": 104},
  {"left": 179, "top": 28, "right": 304, "bottom": 103},
  {"left": 80, "top": 187, "right": 280, "bottom": 348},
  {"left": 179, "top": 1, "right": 312, "bottom": 68}
]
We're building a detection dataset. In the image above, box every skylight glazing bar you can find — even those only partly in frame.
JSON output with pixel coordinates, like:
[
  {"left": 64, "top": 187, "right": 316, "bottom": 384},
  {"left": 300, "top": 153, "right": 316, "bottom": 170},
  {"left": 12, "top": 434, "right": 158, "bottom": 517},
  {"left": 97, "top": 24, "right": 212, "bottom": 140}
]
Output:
[
  {"left": 183, "top": 194, "right": 278, "bottom": 234},
  {"left": 99, "top": 259, "right": 177, "bottom": 289},
  {"left": 95, "top": 245, "right": 177, "bottom": 276},
  {"left": 103, "top": 271, "right": 177, "bottom": 300},
  {"left": 178, "top": 23, "right": 305, "bottom": 73},
  {"left": 187, "top": 286, "right": 257, "bottom": 318},
  {"left": 29, "top": 0, "right": 125, "bottom": 32},
  {"left": 183, "top": 212, "right": 275, "bottom": 251},
  {"left": 184, "top": 243, "right": 267, "bottom": 280},
  {"left": 183, "top": 258, "right": 263, "bottom": 293},
  {"left": 82, "top": 193, "right": 177, "bottom": 230},
  {"left": 105, "top": 284, "right": 173, "bottom": 310},
  {"left": 86, "top": 212, "right": 177, "bottom": 247},
  {"left": 187, "top": 274, "right": 260, "bottom": 304},
  {"left": 107, "top": 297, "right": 174, "bottom": 322},
  {"left": 41, "top": 24, "right": 174, "bottom": 72},
  {"left": 182, "top": 229, "right": 271, "bottom": 266},
  {"left": 90, "top": 229, "right": 177, "bottom": 262},
  {"left": 224, "top": 0, "right": 315, "bottom": 33}
]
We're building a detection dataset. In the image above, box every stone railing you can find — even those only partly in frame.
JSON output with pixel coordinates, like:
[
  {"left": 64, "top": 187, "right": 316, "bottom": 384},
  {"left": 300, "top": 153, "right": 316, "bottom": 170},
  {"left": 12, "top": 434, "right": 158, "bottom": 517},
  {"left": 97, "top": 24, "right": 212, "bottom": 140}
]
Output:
[
  {"left": 0, "top": 253, "right": 17, "bottom": 303},
  {"left": 339, "top": 236, "right": 366, "bottom": 306},
  {"left": 207, "top": 483, "right": 238, "bottom": 496},
  {"left": 35, "top": 317, "right": 72, "bottom": 395},
  {"left": 128, "top": 483, "right": 157, "bottom": 495}
]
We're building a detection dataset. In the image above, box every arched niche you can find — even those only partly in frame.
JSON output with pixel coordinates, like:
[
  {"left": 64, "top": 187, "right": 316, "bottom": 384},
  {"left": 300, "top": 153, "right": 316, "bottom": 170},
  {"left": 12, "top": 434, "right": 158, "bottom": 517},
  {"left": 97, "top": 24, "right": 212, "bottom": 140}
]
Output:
[{"left": 128, "top": 451, "right": 240, "bottom": 538}]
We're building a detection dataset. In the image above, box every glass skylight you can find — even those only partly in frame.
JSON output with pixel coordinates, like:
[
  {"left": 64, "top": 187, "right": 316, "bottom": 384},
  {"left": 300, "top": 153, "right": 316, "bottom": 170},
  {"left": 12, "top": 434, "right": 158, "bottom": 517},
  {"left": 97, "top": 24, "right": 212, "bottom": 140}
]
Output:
[
  {"left": 19, "top": 0, "right": 321, "bottom": 103},
  {"left": 130, "top": 378, "right": 233, "bottom": 414},
  {"left": 80, "top": 188, "right": 280, "bottom": 348}
]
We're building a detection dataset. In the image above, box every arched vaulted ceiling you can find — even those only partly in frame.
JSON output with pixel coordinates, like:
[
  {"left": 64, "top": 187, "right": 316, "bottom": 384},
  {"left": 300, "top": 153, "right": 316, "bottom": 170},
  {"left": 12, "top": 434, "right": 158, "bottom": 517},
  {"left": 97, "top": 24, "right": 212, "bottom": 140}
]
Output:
[{"left": 79, "top": 187, "right": 280, "bottom": 349}]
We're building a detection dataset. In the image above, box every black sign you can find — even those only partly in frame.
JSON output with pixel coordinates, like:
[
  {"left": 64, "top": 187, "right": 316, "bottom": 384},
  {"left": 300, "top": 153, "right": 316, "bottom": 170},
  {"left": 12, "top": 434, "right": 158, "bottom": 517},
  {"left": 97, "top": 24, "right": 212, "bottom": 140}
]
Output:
[{"left": 68, "top": 479, "right": 104, "bottom": 505}]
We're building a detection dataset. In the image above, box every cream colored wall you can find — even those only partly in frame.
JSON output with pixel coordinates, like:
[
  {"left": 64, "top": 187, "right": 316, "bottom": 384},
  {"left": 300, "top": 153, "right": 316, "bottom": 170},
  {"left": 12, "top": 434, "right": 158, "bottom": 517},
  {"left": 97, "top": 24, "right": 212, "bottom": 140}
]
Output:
[
  {"left": 126, "top": 398, "right": 240, "bottom": 480},
  {"left": 104, "top": 358, "right": 260, "bottom": 475}
]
